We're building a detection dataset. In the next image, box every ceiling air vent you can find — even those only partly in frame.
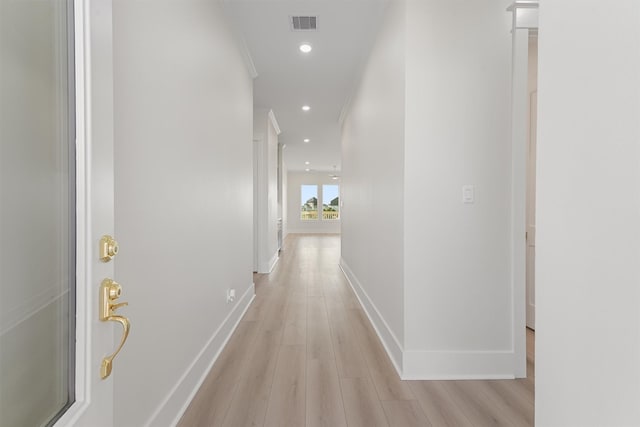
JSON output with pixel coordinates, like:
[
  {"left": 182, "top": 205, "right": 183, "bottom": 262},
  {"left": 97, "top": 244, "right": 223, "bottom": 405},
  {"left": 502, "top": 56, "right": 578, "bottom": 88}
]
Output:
[{"left": 291, "top": 16, "right": 317, "bottom": 31}]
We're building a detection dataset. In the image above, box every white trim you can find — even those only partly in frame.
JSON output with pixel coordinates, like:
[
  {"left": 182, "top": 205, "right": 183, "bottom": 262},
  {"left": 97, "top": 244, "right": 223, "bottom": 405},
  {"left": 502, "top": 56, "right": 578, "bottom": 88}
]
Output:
[
  {"left": 507, "top": 0, "right": 538, "bottom": 11},
  {"left": 254, "top": 136, "right": 268, "bottom": 273},
  {"left": 507, "top": 1, "right": 539, "bottom": 31},
  {"left": 143, "top": 282, "right": 256, "bottom": 427},
  {"left": 338, "top": 90, "right": 354, "bottom": 129},
  {"left": 253, "top": 138, "right": 259, "bottom": 272},
  {"left": 509, "top": 22, "right": 532, "bottom": 378},
  {"left": 239, "top": 37, "right": 258, "bottom": 79},
  {"left": 336, "top": 258, "right": 518, "bottom": 381},
  {"left": 402, "top": 350, "right": 516, "bottom": 380},
  {"left": 339, "top": 260, "right": 404, "bottom": 376},
  {"left": 219, "top": 2, "right": 257, "bottom": 79},
  {"left": 268, "top": 109, "right": 281, "bottom": 135},
  {"left": 74, "top": 0, "right": 91, "bottom": 409},
  {"left": 57, "top": 0, "right": 118, "bottom": 423},
  {"left": 254, "top": 112, "right": 280, "bottom": 274},
  {"left": 287, "top": 228, "right": 341, "bottom": 234},
  {"left": 259, "top": 250, "right": 280, "bottom": 274},
  {"left": 54, "top": 0, "right": 90, "bottom": 423}
]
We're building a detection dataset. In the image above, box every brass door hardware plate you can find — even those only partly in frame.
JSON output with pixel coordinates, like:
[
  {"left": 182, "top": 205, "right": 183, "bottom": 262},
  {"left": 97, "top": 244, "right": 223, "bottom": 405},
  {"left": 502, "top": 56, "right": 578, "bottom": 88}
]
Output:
[
  {"left": 99, "top": 235, "right": 119, "bottom": 262},
  {"left": 99, "top": 278, "right": 130, "bottom": 379}
]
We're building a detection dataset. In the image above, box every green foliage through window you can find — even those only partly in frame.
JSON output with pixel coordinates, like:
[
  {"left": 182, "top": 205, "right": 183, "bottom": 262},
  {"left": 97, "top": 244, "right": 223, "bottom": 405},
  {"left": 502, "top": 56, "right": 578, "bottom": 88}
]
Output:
[
  {"left": 322, "top": 185, "right": 339, "bottom": 220},
  {"left": 301, "top": 185, "right": 318, "bottom": 220},
  {"left": 300, "top": 184, "right": 340, "bottom": 220}
]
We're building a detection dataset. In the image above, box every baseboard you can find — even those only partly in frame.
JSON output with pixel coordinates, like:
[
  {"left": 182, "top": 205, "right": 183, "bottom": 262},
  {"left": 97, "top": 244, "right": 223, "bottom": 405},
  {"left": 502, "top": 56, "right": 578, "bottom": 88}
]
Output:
[
  {"left": 402, "top": 350, "right": 516, "bottom": 380},
  {"left": 339, "top": 259, "right": 404, "bottom": 376},
  {"left": 144, "top": 282, "right": 255, "bottom": 427},
  {"left": 339, "top": 259, "right": 517, "bottom": 381},
  {"left": 286, "top": 229, "right": 342, "bottom": 234},
  {"left": 258, "top": 250, "right": 279, "bottom": 273},
  {"left": 268, "top": 251, "right": 279, "bottom": 272}
]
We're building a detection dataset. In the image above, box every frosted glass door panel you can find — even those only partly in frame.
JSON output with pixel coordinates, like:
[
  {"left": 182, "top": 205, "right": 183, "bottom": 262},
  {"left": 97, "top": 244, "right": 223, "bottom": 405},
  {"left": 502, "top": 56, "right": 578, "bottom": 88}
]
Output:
[{"left": 0, "top": 1, "right": 75, "bottom": 426}]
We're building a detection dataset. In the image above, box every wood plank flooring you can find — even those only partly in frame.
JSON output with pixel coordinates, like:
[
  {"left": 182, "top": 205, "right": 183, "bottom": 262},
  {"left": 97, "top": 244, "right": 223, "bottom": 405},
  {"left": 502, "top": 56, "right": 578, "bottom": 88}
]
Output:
[{"left": 179, "top": 234, "right": 534, "bottom": 427}]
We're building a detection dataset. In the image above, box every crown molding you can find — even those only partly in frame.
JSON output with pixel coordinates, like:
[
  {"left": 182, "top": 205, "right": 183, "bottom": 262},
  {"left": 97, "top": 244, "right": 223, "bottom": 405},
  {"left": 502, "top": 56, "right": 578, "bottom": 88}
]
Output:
[
  {"left": 268, "top": 109, "right": 281, "bottom": 135},
  {"left": 507, "top": 1, "right": 539, "bottom": 31}
]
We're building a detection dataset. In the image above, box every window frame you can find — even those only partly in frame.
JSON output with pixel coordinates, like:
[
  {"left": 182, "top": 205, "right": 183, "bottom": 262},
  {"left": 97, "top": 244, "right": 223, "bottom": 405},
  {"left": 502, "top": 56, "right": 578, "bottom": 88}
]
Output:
[
  {"left": 300, "top": 184, "right": 319, "bottom": 221},
  {"left": 322, "top": 184, "right": 340, "bottom": 220}
]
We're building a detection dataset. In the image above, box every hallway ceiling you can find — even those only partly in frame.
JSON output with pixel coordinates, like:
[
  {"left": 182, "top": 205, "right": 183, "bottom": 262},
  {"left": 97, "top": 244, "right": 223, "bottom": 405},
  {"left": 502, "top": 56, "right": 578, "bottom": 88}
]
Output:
[{"left": 223, "top": 0, "right": 389, "bottom": 173}]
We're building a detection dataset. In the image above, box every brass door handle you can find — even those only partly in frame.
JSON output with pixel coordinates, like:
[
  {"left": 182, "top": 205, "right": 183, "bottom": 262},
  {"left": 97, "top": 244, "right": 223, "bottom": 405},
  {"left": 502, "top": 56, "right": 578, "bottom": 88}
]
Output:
[{"left": 100, "top": 279, "right": 131, "bottom": 379}]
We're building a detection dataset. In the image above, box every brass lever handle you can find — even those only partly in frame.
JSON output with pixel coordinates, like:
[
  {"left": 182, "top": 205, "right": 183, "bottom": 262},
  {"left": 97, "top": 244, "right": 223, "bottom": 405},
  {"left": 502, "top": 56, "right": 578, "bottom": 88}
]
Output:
[
  {"left": 99, "top": 279, "right": 131, "bottom": 379},
  {"left": 101, "top": 314, "right": 130, "bottom": 379},
  {"left": 111, "top": 302, "right": 129, "bottom": 311}
]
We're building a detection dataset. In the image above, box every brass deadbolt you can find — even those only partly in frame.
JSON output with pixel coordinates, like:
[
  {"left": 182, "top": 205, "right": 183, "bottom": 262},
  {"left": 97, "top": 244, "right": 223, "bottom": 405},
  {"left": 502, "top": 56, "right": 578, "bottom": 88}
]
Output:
[{"left": 100, "top": 235, "right": 119, "bottom": 262}]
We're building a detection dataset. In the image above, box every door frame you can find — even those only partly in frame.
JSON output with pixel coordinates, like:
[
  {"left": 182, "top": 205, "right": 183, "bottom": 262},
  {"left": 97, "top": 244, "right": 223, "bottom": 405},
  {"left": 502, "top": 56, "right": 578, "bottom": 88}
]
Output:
[
  {"left": 508, "top": 0, "right": 538, "bottom": 379},
  {"left": 526, "top": 87, "right": 538, "bottom": 330},
  {"left": 54, "top": 0, "right": 116, "bottom": 425},
  {"left": 253, "top": 109, "right": 281, "bottom": 274}
]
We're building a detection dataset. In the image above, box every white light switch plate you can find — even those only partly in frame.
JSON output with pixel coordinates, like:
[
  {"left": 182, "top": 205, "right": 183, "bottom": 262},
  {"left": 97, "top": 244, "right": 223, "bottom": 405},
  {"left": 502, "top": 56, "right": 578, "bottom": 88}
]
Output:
[{"left": 462, "top": 185, "right": 475, "bottom": 204}]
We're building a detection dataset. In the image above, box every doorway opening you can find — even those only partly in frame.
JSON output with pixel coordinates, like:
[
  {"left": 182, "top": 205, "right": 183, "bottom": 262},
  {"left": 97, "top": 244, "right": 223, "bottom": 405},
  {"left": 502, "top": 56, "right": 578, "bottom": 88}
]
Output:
[
  {"left": 525, "top": 28, "right": 538, "bottom": 382},
  {"left": 509, "top": 0, "right": 538, "bottom": 379},
  {"left": 526, "top": 33, "right": 538, "bottom": 332}
]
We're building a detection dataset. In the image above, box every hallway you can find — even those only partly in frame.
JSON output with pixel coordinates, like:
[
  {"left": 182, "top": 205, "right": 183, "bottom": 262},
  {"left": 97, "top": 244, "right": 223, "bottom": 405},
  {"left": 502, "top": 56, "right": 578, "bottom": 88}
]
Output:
[{"left": 179, "top": 234, "right": 534, "bottom": 427}]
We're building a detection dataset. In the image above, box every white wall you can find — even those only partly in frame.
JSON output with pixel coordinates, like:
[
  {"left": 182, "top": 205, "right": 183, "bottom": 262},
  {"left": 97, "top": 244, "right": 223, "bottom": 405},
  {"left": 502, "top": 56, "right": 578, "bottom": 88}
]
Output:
[
  {"left": 536, "top": 1, "right": 640, "bottom": 425},
  {"left": 403, "top": 0, "right": 513, "bottom": 378},
  {"left": 287, "top": 172, "right": 342, "bottom": 234},
  {"left": 341, "top": 0, "right": 515, "bottom": 378},
  {"left": 112, "top": 1, "right": 254, "bottom": 425},
  {"left": 340, "top": 0, "right": 406, "bottom": 364},
  {"left": 254, "top": 109, "right": 280, "bottom": 272}
]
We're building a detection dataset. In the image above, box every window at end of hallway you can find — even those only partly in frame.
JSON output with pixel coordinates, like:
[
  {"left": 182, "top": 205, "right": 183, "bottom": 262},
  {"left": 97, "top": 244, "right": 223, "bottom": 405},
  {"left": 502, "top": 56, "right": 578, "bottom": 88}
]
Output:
[
  {"left": 322, "top": 184, "right": 339, "bottom": 220},
  {"left": 301, "top": 185, "right": 318, "bottom": 220}
]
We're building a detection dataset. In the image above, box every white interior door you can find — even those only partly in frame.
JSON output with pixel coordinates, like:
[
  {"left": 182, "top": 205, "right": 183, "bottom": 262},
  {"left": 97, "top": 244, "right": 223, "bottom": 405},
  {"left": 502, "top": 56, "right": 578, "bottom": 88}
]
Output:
[
  {"left": 526, "top": 90, "right": 537, "bottom": 330},
  {"left": 1, "top": 1, "right": 121, "bottom": 426}
]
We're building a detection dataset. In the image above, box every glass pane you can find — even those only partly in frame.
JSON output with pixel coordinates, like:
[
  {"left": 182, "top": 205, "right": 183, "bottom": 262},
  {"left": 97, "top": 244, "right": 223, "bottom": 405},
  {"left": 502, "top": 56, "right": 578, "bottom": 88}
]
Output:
[
  {"left": 301, "top": 185, "right": 318, "bottom": 220},
  {"left": 322, "top": 185, "right": 340, "bottom": 220},
  {"left": 0, "top": 0, "right": 75, "bottom": 426}
]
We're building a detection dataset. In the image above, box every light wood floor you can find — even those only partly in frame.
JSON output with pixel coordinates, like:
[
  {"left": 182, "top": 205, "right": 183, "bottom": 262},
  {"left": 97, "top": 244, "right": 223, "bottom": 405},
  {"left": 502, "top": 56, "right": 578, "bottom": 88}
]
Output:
[{"left": 179, "top": 234, "right": 534, "bottom": 427}]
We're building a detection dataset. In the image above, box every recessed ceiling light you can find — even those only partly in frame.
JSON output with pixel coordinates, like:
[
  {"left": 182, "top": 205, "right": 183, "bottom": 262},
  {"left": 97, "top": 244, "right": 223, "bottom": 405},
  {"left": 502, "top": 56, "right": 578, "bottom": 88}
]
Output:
[
  {"left": 305, "top": 161, "right": 310, "bottom": 165},
  {"left": 299, "top": 43, "right": 312, "bottom": 53},
  {"left": 303, "top": 138, "right": 310, "bottom": 143},
  {"left": 305, "top": 168, "right": 311, "bottom": 172},
  {"left": 302, "top": 105, "right": 311, "bottom": 112}
]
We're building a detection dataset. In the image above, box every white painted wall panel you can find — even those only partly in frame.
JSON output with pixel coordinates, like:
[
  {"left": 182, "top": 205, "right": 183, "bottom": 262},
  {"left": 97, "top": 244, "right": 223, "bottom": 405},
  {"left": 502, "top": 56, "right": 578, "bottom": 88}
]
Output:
[
  {"left": 112, "top": 1, "right": 254, "bottom": 425},
  {"left": 341, "top": 0, "right": 515, "bottom": 378},
  {"left": 536, "top": 1, "right": 640, "bottom": 425},
  {"left": 340, "top": 0, "right": 405, "bottom": 351},
  {"left": 403, "top": 0, "right": 513, "bottom": 363}
]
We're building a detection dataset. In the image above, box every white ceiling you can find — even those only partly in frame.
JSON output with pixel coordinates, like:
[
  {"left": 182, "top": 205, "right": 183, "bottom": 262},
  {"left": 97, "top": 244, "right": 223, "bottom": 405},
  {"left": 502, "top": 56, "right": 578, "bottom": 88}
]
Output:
[{"left": 223, "top": 0, "right": 389, "bottom": 172}]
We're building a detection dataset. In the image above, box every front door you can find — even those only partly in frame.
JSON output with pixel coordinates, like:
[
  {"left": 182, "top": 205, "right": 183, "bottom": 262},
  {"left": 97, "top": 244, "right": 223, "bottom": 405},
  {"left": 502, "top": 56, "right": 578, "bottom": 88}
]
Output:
[{"left": 0, "top": 1, "right": 123, "bottom": 425}]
